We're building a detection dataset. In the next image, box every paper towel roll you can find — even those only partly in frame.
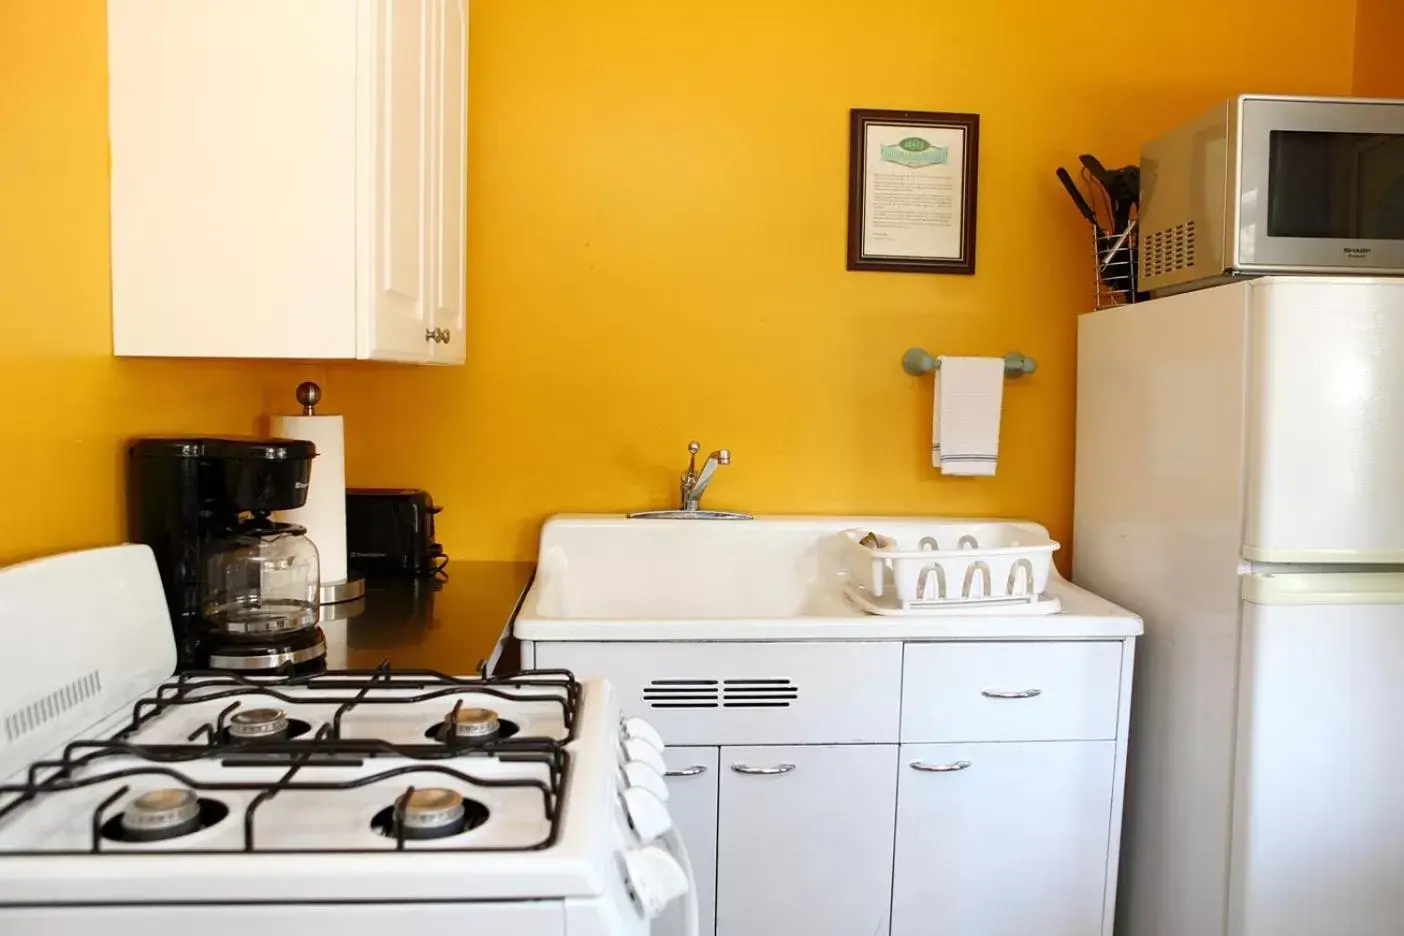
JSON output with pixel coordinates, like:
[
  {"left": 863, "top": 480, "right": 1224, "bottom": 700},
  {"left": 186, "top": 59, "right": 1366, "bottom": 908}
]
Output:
[{"left": 272, "top": 413, "right": 348, "bottom": 584}]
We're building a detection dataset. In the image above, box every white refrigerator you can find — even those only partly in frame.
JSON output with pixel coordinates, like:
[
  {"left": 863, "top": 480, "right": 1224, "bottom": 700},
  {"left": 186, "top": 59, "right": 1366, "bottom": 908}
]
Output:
[{"left": 1075, "top": 276, "right": 1404, "bottom": 936}]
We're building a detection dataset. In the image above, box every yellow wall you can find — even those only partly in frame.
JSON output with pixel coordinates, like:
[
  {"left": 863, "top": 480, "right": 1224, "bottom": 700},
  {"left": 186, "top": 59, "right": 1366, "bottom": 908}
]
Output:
[
  {"left": 1354, "top": 0, "right": 1404, "bottom": 96},
  {"left": 0, "top": 1, "right": 318, "bottom": 564},
  {"left": 0, "top": 0, "right": 1365, "bottom": 568},
  {"left": 331, "top": 0, "right": 1359, "bottom": 562}
]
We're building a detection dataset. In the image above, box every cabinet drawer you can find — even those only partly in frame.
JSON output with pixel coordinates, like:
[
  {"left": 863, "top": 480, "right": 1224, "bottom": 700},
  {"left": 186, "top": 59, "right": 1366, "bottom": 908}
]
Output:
[{"left": 901, "top": 642, "right": 1123, "bottom": 742}]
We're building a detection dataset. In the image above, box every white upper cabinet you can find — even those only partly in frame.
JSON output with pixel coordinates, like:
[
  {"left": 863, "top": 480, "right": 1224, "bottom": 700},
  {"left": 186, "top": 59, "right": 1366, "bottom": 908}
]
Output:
[
  {"left": 431, "top": 0, "right": 468, "bottom": 364},
  {"left": 108, "top": 0, "right": 468, "bottom": 364}
]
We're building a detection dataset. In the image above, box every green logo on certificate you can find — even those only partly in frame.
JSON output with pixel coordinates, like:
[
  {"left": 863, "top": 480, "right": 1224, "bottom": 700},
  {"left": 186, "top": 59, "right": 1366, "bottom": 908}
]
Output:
[{"left": 880, "top": 137, "right": 949, "bottom": 168}]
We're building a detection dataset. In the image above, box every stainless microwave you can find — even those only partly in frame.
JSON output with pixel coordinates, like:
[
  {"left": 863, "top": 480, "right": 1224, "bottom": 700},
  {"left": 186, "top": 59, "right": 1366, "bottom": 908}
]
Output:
[{"left": 1139, "top": 94, "right": 1404, "bottom": 293}]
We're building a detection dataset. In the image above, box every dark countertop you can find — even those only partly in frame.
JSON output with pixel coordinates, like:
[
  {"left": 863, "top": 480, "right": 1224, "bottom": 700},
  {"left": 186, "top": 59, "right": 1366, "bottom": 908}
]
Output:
[{"left": 321, "top": 562, "right": 535, "bottom": 676}]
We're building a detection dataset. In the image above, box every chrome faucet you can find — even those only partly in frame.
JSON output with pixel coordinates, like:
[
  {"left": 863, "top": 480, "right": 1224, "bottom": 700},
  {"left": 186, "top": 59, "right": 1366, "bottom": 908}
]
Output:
[
  {"left": 627, "top": 440, "right": 751, "bottom": 520},
  {"left": 681, "top": 440, "right": 730, "bottom": 511}
]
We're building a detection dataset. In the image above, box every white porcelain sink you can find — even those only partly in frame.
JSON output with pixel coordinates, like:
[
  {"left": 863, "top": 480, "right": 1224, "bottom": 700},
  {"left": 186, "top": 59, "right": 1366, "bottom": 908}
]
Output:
[{"left": 513, "top": 515, "right": 1142, "bottom": 641}]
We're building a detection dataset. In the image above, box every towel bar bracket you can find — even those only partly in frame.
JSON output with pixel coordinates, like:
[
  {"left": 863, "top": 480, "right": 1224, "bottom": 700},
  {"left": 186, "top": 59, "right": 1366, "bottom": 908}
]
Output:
[{"left": 902, "top": 348, "right": 1035, "bottom": 379}]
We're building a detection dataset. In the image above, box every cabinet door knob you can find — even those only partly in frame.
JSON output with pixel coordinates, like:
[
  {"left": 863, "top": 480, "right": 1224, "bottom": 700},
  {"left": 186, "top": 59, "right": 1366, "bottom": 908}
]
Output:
[
  {"left": 424, "top": 328, "right": 436, "bottom": 343},
  {"left": 981, "top": 688, "right": 1043, "bottom": 699},
  {"left": 910, "top": 760, "right": 972, "bottom": 772},
  {"left": 730, "top": 763, "right": 796, "bottom": 776},
  {"left": 440, "top": 328, "right": 451, "bottom": 344},
  {"left": 664, "top": 765, "right": 708, "bottom": 778}
]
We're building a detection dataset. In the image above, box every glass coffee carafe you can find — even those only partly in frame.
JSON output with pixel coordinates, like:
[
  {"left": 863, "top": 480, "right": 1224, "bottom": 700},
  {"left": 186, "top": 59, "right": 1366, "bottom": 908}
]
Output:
[{"left": 203, "top": 515, "right": 321, "bottom": 637}]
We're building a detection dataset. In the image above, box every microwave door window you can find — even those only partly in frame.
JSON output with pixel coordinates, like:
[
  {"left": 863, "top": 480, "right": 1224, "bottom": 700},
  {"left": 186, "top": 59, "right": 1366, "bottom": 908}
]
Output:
[
  {"left": 1267, "top": 130, "right": 1404, "bottom": 240},
  {"left": 1361, "top": 138, "right": 1404, "bottom": 239}
]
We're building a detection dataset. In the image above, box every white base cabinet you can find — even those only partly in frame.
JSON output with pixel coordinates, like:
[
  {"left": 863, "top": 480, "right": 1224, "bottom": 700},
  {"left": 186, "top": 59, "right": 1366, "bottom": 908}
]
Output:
[
  {"left": 658, "top": 747, "right": 720, "bottom": 936},
  {"left": 108, "top": 0, "right": 467, "bottom": 363},
  {"left": 531, "top": 638, "right": 1135, "bottom": 936},
  {"left": 891, "top": 741, "right": 1116, "bottom": 936},
  {"left": 716, "top": 745, "right": 897, "bottom": 936}
]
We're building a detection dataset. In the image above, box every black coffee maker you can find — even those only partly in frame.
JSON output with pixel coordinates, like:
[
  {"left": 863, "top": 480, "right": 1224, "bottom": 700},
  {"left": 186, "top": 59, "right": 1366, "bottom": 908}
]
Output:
[{"left": 128, "top": 438, "right": 326, "bottom": 674}]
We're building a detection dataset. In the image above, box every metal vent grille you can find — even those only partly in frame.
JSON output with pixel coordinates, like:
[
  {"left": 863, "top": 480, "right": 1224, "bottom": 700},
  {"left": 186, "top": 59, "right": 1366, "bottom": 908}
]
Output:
[
  {"left": 643, "top": 678, "right": 799, "bottom": 709},
  {"left": 1144, "top": 220, "right": 1197, "bottom": 278},
  {"left": 3, "top": 670, "right": 102, "bottom": 743}
]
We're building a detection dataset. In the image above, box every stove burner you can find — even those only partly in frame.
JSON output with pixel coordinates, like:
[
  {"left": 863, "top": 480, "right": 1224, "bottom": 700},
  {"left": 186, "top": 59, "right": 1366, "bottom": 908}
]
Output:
[
  {"left": 228, "top": 708, "right": 289, "bottom": 739},
  {"left": 371, "top": 788, "right": 490, "bottom": 841},
  {"left": 124, "top": 789, "right": 198, "bottom": 836},
  {"left": 453, "top": 707, "right": 499, "bottom": 738},
  {"left": 219, "top": 708, "right": 313, "bottom": 744},
  {"left": 423, "top": 708, "right": 520, "bottom": 744},
  {"left": 103, "top": 789, "right": 230, "bottom": 843}
]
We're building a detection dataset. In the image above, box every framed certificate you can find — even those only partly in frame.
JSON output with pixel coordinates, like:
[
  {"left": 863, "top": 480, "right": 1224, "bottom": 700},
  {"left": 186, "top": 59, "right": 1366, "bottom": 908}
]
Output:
[{"left": 847, "top": 109, "right": 980, "bottom": 274}]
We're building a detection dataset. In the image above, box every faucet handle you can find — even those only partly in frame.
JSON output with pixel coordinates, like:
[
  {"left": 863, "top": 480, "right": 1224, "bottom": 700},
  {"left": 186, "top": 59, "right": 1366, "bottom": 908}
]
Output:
[{"left": 685, "top": 440, "right": 701, "bottom": 481}]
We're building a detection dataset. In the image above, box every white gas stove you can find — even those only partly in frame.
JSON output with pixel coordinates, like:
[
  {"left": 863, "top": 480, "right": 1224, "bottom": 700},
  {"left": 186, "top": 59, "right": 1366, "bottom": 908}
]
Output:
[{"left": 0, "top": 546, "right": 694, "bottom": 935}]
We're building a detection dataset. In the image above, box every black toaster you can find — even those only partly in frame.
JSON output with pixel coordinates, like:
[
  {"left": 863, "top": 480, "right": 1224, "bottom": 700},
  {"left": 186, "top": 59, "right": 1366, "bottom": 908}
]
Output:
[{"left": 345, "top": 488, "right": 446, "bottom": 577}]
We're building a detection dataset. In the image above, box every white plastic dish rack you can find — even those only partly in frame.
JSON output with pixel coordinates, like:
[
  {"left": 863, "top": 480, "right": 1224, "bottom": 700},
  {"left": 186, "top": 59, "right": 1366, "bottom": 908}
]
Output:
[{"left": 837, "top": 523, "right": 1061, "bottom": 615}]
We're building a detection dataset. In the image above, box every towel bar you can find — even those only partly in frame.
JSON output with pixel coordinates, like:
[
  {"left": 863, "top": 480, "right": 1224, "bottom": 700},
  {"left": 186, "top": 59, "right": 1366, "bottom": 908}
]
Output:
[{"left": 902, "top": 348, "right": 1036, "bottom": 379}]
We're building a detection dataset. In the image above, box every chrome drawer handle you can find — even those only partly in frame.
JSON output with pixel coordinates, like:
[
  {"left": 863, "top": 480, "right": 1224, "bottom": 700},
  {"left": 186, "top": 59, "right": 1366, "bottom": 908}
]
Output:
[
  {"left": 910, "top": 760, "right": 972, "bottom": 772},
  {"left": 665, "top": 765, "right": 708, "bottom": 778},
  {"left": 981, "top": 688, "right": 1043, "bottom": 699},
  {"left": 730, "top": 763, "right": 796, "bottom": 776}
]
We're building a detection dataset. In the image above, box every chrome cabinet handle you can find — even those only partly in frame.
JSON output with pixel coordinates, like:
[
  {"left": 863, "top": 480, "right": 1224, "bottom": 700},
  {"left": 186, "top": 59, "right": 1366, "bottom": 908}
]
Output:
[
  {"left": 730, "top": 763, "right": 796, "bottom": 776},
  {"left": 425, "top": 328, "right": 436, "bottom": 343},
  {"left": 981, "top": 688, "right": 1043, "bottom": 699},
  {"left": 665, "top": 765, "right": 708, "bottom": 778},
  {"left": 910, "top": 760, "right": 972, "bottom": 772}
]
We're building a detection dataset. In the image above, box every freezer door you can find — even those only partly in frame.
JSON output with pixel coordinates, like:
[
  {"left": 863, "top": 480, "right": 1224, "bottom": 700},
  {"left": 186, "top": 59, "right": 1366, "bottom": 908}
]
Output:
[
  {"left": 1230, "top": 574, "right": 1404, "bottom": 936},
  {"left": 1244, "top": 277, "right": 1404, "bottom": 561}
]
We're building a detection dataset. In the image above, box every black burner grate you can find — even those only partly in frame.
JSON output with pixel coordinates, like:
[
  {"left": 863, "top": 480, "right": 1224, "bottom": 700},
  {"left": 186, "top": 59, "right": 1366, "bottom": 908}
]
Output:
[
  {"left": 0, "top": 666, "right": 580, "bottom": 856},
  {"left": 121, "top": 663, "right": 580, "bottom": 750}
]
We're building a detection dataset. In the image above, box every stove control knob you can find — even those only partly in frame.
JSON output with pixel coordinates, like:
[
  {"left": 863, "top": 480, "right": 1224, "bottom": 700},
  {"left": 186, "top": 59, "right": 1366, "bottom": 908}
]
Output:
[
  {"left": 621, "top": 786, "right": 673, "bottom": 844},
  {"left": 622, "top": 844, "right": 689, "bottom": 920},
  {"left": 622, "top": 761, "right": 669, "bottom": 802},
  {"left": 622, "top": 716, "right": 665, "bottom": 752},
  {"left": 621, "top": 737, "right": 666, "bottom": 775}
]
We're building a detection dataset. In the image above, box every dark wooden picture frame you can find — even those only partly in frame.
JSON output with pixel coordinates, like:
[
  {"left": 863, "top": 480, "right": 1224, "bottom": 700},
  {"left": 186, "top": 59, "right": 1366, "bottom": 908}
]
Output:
[{"left": 847, "top": 109, "right": 980, "bottom": 274}]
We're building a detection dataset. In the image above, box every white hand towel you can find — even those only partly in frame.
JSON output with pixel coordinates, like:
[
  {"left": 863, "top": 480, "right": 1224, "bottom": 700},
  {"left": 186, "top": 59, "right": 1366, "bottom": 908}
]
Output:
[{"left": 931, "top": 356, "right": 1005, "bottom": 476}]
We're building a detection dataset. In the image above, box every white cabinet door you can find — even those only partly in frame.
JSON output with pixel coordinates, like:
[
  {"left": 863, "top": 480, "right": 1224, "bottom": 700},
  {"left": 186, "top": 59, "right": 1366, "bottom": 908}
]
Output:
[
  {"left": 657, "top": 747, "right": 719, "bottom": 936},
  {"left": 891, "top": 741, "right": 1115, "bottom": 936},
  {"left": 716, "top": 744, "right": 897, "bottom": 936},
  {"left": 428, "top": 0, "right": 467, "bottom": 364},
  {"left": 108, "top": 0, "right": 466, "bottom": 363},
  {"left": 367, "top": 0, "right": 434, "bottom": 361},
  {"left": 109, "top": 0, "right": 360, "bottom": 359}
]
